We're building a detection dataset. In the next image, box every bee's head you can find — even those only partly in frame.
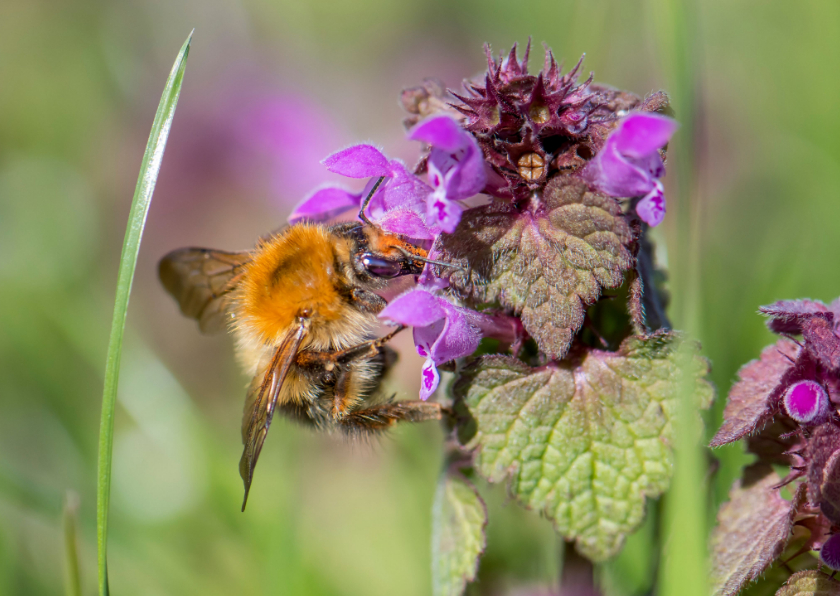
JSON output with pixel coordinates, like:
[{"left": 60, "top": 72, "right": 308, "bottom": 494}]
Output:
[{"left": 331, "top": 222, "right": 427, "bottom": 285}]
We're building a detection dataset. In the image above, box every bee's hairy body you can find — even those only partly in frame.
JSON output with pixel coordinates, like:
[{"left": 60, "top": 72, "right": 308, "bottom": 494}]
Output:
[
  {"left": 159, "top": 215, "right": 444, "bottom": 508},
  {"left": 231, "top": 223, "right": 382, "bottom": 413}
]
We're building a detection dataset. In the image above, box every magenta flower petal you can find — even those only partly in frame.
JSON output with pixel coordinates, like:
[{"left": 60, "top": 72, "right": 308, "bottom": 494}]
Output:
[
  {"left": 419, "top": 357, "right": 441, "bottom": 401},
  {"left": 611, "top": 113, "right": 679, "bottom": 158},
  {"left": 322, "top": 144, "right": 391, "bottom": 178},
  {"left": 375, "top": 209, "right": 433, "bottom": 239},
  {"left": 580, "top": 111, "right": 677, "bottom": 227},
  {"left": 635, "top": 182, "right": 666, "bottom": 227},
  {"left": 427, "top": 191, "right": 463, "bottom": 234},
  {"left": 783, "top": 380, "right": 829, "bottom": 425},
  {"left": 379, "top": 289, "right": 446, "bottom": 328},
  {"left": 409, "top": 115, "right": 465, "bottom": 152},
  {"left": 431, "top": 303, "right": 483, "bottom": 363},
  {"left": 589, "top": 142, "right": 655, "bottom": 198},
  {"left": 288, "top": 186, "right": 362, "bottom": 223}
]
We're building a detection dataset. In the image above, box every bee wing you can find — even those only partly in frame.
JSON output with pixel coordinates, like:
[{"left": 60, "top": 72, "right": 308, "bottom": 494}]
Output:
[
  {"left": 239, "top": 322, "right": 307, "bottom": 510},
  {"left": 158, "top": 247, "right": 250, "bottom": 334}
]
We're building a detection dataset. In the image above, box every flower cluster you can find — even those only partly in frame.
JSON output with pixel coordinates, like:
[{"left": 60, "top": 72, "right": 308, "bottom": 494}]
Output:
[
  {"left": 710, "top": 297, "right": 840, "bottom": 593},
  {"left": 287, "top": 42, "right": 678, "bottom": 398}
]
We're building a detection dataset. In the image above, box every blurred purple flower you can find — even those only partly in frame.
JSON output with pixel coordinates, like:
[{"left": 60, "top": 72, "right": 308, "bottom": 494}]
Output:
[
  {"left": 409, "top": 115, "right": 487, "bottom": 233},
  {"left": 581, "top": 112, "right": 678, "bottom": 227},
  {"left": 288, "top": 144, "right": 434, "bottom": 239},
  {"left": 379, "top": 289, "right": 488, "bottom": 400},
  {"left": 236, "top": 95, "right": 348, "bottom": 202}
]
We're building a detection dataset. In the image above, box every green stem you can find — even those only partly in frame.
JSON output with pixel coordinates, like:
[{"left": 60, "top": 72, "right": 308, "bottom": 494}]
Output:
[{"left": 95, "top": 31, "right": 192, "bottom": 596}]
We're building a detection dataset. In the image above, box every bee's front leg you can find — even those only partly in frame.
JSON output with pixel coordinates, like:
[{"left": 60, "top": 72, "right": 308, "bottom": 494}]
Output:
[
  {"left": 349, "top": 288, "right": 387, "bottom": 314},
  {"left": 295, "top": 326, "right": 406, "bottom": 368}
]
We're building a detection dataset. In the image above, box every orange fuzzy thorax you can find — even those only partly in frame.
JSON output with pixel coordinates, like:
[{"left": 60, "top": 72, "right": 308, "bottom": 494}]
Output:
[{"left": 232, "top": 224, "right": 373, "bottom": 353}]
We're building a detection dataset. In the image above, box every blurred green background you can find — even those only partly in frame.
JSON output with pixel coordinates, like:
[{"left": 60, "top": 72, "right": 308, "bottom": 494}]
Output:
[{"left": 2, "top": 1, "right": 839, "bottom": 594}]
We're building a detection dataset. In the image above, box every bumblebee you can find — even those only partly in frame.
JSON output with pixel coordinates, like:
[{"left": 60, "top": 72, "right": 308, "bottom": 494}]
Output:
[{"left": 159, "top": 181, "right": 444, "bottom": 509}]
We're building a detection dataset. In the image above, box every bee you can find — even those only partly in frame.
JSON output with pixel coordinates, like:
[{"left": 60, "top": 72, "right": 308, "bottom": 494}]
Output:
[{"left": 159, "top": 178, "right": 445, "bottom": 509}]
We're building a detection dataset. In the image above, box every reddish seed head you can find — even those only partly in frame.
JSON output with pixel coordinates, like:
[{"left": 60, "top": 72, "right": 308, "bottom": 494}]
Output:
[
  {"left": 822, "top": 534, "right": 840, "bottom": 570},
  {"left": 783, "top": 380, "right": 829, "bottom": 424}
]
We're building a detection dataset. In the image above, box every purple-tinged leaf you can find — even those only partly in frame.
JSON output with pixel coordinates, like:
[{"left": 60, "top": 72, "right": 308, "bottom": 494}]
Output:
[
  {"left": 454, "top": 332, "right": 713, "bottom": 561},
  {"left": 821, "top": 449, "right": 840, "bottom": 527},
  {"left": 807, "top": 423, "right": 840, "bottom": 506},
  {"left": 432, "top": 176, "right": 635, "bottom": 360},
  {"left": 761, "top": 299, "right": 832, "bottom": 335},
  {"left": 775, "top": 570, "right": 840, "bottom": 596},
  {"left": 710, "top": 339, "right": 800, "bottom": 448},
  {"left": 710, "top": 466, "right": 805, "bottom": 596},
  {"left": 802, "top": 316, "right": 840, "bottom": 372}
]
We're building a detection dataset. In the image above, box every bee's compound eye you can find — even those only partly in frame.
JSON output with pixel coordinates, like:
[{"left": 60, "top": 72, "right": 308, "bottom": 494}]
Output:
[{"left": 360, "top": 254, "right": 402, "bottom": 278}]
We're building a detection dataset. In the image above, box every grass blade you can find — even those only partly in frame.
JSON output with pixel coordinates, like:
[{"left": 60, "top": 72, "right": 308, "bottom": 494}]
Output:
[{"left": 95, "top": 31, "right": 192, "bottom": 596}]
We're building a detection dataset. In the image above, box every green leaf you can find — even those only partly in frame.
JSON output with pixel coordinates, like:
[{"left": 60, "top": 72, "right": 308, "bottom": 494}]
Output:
[
  {"left": 431, "top": 472, "right": 487, "bottom": 596},
  {"left": 95, "top": 31, "right": 192, "bottom": 596},
  {"left": 434, "top": 176, "right": 635, "bottom": 360},
  {"left": 710, "top": 466, "right": 805, "bottom": 596},
  {"left": 776, "top": 571, "right": 840, "bottom": 596},
  {"left": 454, "top": 331, "right": 713, "bottom": 561}
]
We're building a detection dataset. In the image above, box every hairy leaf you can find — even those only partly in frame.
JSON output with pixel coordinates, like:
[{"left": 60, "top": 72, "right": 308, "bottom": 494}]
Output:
[
  {"left": 434, "top": 176, "right": 635, "bottom": 359},
  {"left": 776, "top": 571, "right": 840, "bottom": 596},
  {"left": 431, "top": 472, "right": 487, "bottom": 596},
  {"left": 820, "top": 447, "right": 840, "bottom": 526},
  {"left": 454, "top": 332, "right": 713, "bottom": 561},
  {"left": 710, "top": 466, "right": 805, "bottom": 596},
  {"left": 760, "top": 300, "right": 836, "bottom": 335},
  {"left": 710, "top": 339, "right": 799, "bottom": 447},
  {"left": 807, "top": 423, "right": 840, "bottom": 506}
]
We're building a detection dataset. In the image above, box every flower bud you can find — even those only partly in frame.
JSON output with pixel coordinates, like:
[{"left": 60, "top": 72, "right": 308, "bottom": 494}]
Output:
[
  {"left": 821, "top": 534, "right": 840, "bottom": 570},
  {"left": 783, "top": 380, "right": 829, "bottom": 425}
]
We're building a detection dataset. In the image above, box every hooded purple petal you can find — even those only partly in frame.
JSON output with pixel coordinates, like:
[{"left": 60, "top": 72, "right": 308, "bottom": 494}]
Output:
[
  {"left": 409, "top": 115, "right": 466, "bottom": 152},
  {"left": 611, "top": 113, "right": 679, "bottom": 158},
  {"left": 586, "top": 142, "right": 655, "bottom": 198},
  {"left": 379, "top": 288, "right": 446, "bottom": 328},
  {"left": 428, "top": 302, "right": 483, "bottom": 364},
  {"left": 322, "top": 144, "right": 391, "bottom": 178},
  {"left": 288, "top": 186, "right": 361, "bottom": 223}
]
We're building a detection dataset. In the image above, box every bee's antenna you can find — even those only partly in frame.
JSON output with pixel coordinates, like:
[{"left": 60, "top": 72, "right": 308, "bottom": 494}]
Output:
[
  {"left": 358, "top": 176, "right": 387, "bottom": 226},
  {"left": 393, "top": 246, "right": 465, "bottom": 272}
]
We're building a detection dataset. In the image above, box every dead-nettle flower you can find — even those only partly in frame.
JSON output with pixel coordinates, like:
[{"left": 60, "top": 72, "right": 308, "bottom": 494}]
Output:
[
  {"left": 580, "top": 112, "right": 678, "bottom": 226},
  {"left": 278, "top": 43, "right": 712, "bottom": 575},
  {"left": 710, "top": 297, "right": 840, "bottom": 596}
]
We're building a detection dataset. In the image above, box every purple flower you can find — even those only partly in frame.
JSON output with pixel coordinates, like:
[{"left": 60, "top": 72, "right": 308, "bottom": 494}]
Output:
[
  {"left": 288, "top": 144, "right": 434, "bottom": 239},
  {"left": 409, "top": 115, "right": 487, "bottom": 234},
  {"left": 379, "top": 289, "right": 490, "bottom": 400},
  {"left": 783, "top": 380, "right": 830, "bottom": 425},
  {"left": 581, "top": 112, "right": 678, "bottom": 227}
]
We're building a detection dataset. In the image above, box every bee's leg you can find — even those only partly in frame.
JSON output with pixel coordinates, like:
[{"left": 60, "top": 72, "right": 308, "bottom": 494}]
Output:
[
  {"left": 329, "top": 366, "right": 355, "bottom": 418},
  {"left": 349, "top": 288, "right": 387, "bottom": 315},
  {"left": 338, "top": 401, "right": 445, "bottom": 435},
  {"left": 295, "top": 325, "right": 406, "bottom": 368}
]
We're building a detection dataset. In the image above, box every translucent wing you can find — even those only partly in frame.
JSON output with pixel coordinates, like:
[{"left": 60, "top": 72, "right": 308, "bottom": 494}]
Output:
[
  {"left": 158, "top": 247, "right": 250, "bottom": 334},
  {"left": 239, "top": 322, "right": 307, "bottom": 510}
]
